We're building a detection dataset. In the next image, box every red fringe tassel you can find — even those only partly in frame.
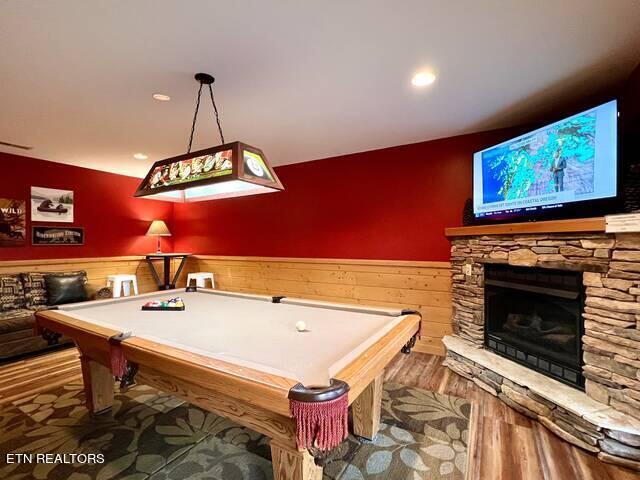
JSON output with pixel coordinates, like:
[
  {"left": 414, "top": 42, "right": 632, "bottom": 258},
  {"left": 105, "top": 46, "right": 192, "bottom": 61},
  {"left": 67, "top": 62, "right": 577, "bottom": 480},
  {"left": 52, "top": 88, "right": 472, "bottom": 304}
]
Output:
[
  {"left": 289, "top": 393, "right": 349, "bottom": 451},
  {"left": 109, "top": 343, "right": 127, "bottom": 377}
]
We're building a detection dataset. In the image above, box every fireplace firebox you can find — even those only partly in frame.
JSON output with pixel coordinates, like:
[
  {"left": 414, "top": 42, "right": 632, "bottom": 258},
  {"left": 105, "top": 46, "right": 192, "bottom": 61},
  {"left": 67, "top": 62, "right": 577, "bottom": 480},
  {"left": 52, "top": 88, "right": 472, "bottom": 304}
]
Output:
[{"left": 484, "top": 264, "right": 585, "bottom": 389}]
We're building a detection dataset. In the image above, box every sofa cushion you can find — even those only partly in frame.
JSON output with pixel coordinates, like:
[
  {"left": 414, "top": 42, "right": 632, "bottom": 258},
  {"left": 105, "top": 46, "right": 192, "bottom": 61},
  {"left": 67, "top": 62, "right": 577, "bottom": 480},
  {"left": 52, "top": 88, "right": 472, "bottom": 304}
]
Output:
[
  {"left": 22, "top": 271, "right": 87, "bottom": 307},
  {"left": 21, "top": 272, "right": 51, "bottom": 308},
  {"left": 45, "top": 272, "right": 88, "bottom": 306},
  {"left": 0, "top": 308, "right": 34, "bottom": 334},
  {"left": 0, "top": 274, "right": 26, "bottom": 311}
]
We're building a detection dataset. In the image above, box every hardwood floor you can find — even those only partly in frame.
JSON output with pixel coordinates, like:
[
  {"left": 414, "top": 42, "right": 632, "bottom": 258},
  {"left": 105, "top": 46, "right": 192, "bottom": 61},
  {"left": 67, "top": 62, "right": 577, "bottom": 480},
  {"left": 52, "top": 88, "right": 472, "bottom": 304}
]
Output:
[
  {"left": 385, "top": 352, "right": 640, "bottom": 480},
  {"left": 1, "top": 348, "right": 638, "bottom": 479},
  {"left": 0, "top": 347, "right": 82, "bottom": 407}
]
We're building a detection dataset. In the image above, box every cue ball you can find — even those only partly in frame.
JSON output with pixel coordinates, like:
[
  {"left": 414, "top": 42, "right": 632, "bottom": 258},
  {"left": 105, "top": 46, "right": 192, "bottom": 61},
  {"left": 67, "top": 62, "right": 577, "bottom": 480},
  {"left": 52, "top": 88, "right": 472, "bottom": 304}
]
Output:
[{"left": 295, "top": 321, "right": 307, "bottom": 332}]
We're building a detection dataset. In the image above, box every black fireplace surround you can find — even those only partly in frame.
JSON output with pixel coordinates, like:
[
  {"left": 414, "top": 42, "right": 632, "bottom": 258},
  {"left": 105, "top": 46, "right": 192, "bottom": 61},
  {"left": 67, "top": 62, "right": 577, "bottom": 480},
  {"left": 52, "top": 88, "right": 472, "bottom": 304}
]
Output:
[{"left": 484, "top": 264, "right": 585, "bottom": 389}]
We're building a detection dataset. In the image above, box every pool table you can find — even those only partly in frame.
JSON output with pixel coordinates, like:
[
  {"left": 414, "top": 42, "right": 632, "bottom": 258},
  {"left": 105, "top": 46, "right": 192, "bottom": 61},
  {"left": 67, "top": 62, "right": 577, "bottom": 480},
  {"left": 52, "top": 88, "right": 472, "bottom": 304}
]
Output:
[{"left": 35, "top": 289, "right": 421, "bottom": 480}]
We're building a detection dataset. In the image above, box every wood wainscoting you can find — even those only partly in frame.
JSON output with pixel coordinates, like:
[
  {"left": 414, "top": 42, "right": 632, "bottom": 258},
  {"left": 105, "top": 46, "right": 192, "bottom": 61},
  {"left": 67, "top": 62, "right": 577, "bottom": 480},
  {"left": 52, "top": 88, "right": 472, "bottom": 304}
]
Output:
[
  {"left": 0, "top": 256, "right": 191, "bottom": 296},
  {"left": 0, "top": 255, "right": 452, "bottom": 355},
  {"left": 190, "top": 256, "right": 452, "bottom": 356}
]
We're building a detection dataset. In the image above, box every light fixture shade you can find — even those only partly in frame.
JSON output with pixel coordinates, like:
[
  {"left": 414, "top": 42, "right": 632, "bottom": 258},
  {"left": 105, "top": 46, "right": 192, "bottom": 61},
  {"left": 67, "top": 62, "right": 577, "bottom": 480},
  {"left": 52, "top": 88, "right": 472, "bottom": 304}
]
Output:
[
  {"left": 134, "top": 141, "right": 284, "bottom": 202},
  {"left": 146, "top": 220, "right": 171, "bottom": 236}
]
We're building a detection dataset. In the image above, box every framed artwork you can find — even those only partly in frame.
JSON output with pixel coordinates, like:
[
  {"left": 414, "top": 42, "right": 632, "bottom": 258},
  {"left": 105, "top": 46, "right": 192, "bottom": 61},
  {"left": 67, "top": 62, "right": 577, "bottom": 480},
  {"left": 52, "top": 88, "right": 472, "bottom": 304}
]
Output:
[
  {"left": 31, "top": 186, "right": 74, "bottom": 223},
  {"left": 32, "top": 226, "right": 84, "bottom": 246},
  {"left": 0, "top": 199, "right": 26, "bottom": 247}
]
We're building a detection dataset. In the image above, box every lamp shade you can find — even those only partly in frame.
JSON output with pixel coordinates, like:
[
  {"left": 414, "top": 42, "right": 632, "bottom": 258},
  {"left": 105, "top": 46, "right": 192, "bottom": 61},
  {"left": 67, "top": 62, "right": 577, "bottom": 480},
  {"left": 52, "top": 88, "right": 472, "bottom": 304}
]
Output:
[
  {"left": 133, "top": 141, "right": 284, "bottom": 202},
  {"left": 146, "top": 220, "right": 171, "bottom": 236}
]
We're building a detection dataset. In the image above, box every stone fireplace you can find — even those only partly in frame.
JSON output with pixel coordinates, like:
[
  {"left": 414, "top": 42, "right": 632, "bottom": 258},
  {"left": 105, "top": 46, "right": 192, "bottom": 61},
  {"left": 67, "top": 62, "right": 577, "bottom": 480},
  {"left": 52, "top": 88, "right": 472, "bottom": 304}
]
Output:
[{"left": 443, "top": 218, "right": 640, "bottom": 470}]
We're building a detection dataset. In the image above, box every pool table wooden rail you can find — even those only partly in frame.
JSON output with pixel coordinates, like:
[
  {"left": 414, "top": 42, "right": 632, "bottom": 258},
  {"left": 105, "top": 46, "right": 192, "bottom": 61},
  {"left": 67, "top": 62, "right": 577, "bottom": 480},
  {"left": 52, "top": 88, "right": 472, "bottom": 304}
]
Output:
[
  {"left": 35, "top": 306, "right": 421, "bottom": 480},
  {"left": 35, "top": 309, "right": 298, "bottom": 415}
]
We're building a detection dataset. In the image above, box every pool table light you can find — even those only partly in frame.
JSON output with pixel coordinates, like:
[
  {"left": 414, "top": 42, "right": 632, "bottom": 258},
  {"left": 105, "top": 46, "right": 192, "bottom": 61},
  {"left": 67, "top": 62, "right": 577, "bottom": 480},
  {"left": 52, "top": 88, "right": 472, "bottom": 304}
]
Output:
[
  {"left": 134, "top": 142, "right": 284, "bottom": 202},
  {"left": 135, "top": 73, "right": 284, "bottom": 202}
]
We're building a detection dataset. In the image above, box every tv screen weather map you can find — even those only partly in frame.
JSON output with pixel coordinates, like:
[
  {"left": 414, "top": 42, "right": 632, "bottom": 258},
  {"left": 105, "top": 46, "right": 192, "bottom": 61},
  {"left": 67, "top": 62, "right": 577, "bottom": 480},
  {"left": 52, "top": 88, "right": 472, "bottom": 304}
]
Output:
[{"left": 473, "top": 100, "right": 617, "bottom": 219}]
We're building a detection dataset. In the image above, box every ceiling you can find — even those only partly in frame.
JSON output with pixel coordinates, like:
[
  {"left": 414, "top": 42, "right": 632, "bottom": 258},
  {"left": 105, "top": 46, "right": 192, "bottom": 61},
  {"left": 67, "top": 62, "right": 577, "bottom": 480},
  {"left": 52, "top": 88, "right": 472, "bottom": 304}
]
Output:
[{"left": 1, "top": 1, "right": 640, "bottom": 178}]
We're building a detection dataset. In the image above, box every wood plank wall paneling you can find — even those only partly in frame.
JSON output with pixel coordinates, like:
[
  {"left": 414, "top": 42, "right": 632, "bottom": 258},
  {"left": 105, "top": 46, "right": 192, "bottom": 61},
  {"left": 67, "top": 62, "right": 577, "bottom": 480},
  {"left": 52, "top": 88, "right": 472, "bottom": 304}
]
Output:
[
  {"left": 0, "top": 256, "right": 193, "bottom": 296},
  {"left": 0, "top": 255, "right": 452, "bottom": 356},
  {"left": 192, "top": 256, "right": 452, "bottom": 356}
]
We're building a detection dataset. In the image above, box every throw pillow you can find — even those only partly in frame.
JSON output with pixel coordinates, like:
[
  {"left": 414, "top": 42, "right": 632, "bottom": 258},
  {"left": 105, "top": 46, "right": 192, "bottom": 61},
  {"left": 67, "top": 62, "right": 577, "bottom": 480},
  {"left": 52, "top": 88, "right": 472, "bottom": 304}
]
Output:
[
  {"left": 45, "top": 272, "right": 88, "bottom": 306},
  {"left": 21, "top": 272, "right": 51, "bottom": 308},
  {"left": 0, "top": 274, "right": 26, "bottom": 311}
]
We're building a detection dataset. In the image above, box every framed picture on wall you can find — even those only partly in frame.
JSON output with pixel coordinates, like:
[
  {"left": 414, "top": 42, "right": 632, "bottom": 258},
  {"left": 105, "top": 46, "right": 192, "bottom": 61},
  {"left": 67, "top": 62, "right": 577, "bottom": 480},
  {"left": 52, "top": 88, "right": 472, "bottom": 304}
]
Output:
[
  {"left": 32, "top": 226, "right": 84, "bottom": 246},
  {"left": 31, "top": 186, "right": 74, "bottom": 223},
  {"left": 0, "top": 198, "right": 26, "bottom": 247}
]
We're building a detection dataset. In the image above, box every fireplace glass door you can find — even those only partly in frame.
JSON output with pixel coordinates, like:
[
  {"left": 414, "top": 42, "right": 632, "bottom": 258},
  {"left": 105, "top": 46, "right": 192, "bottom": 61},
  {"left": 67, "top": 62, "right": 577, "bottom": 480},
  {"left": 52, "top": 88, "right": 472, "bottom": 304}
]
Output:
[{"left": 484, "top": 264, "right": 584, "bottom": 389}]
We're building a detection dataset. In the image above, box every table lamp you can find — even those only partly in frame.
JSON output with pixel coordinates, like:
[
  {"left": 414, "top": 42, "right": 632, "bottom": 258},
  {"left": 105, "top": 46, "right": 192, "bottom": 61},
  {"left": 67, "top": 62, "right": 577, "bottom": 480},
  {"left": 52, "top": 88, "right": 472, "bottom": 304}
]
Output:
[{"left": 146, "top": 220, "right": 171, "bottom": 253}]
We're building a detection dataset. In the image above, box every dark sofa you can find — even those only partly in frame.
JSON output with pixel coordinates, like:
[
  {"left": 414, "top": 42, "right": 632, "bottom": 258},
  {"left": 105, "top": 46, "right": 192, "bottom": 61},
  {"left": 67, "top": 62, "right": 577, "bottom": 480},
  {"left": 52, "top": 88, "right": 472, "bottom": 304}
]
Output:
[{"left": 0, "top": 271, "right": 111, "bottom": 360}]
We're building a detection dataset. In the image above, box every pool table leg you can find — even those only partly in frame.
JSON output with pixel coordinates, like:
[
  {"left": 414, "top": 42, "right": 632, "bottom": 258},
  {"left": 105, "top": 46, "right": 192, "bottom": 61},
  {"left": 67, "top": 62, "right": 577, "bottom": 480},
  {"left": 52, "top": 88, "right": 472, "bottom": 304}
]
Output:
[
  {"left": 352, "top": 371, "right": 384, "bottom": 440},
  {"left": 79, "top": 355, "right": 114, "bottom": 415},
  {"left": 270, "top": 441, "right": 322, "bottom": 480}
]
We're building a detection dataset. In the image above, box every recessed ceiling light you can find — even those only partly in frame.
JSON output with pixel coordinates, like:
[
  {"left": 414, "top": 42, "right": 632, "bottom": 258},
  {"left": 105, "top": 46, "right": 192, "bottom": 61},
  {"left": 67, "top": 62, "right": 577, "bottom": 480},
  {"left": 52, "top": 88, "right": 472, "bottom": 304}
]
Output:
[
  {"left": 152, "top": 93, "right": 171, "bottom": 101},
  {"left": 133, "top": 153, "right": 148, "bottom": 160},
  {"left": 411, "top": 71, "right": 436, "bottom": 87}
]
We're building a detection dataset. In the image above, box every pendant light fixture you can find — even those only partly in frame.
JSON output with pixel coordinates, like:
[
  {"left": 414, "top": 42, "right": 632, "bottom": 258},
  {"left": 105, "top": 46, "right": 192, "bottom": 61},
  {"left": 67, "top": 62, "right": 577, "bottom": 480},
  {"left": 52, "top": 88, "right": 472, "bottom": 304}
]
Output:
[{"left": 135, "top": 73, "right": 283, "bottom": 202}]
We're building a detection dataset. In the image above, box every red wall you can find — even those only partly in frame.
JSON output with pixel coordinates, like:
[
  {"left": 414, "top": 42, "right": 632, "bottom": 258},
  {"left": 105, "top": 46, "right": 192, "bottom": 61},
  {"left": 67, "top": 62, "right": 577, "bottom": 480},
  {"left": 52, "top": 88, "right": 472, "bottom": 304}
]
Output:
[
  {"left": 7, "top": 62, "right": 636, "bottom": 263},
  {"left": 173, "top": 130, "right": 511, "bottom": 261},
  {"left": 0, "top": 153, "right": 173, "bottom": 260},
  {"left": 172, "top": 63, "right": 640, "bottom": 262}
]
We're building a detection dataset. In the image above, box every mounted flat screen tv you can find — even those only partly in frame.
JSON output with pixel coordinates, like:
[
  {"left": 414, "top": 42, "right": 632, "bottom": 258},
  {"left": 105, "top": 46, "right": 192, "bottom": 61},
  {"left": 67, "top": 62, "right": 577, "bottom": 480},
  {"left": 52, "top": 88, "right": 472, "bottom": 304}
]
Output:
[{"left": 473, "top": 99, "right": 619, "bottom": 223}]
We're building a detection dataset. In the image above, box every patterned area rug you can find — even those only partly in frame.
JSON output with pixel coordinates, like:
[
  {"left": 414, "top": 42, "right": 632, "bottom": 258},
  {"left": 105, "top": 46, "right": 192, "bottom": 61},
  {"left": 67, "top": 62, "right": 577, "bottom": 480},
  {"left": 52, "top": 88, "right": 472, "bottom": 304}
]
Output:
[{"left": 0, "top": 380, "right": 470, "bottom": 479}]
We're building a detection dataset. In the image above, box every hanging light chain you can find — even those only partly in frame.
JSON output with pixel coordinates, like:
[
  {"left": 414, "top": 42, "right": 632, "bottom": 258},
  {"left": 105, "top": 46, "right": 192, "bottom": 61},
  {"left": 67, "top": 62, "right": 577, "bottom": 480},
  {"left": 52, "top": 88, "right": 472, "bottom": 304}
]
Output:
[
  {"left": 208, "top": 84, "right": 225, "bottom": 145},
  {"left": 186, "top": 76, "right": 225, "bottom": 154},
  {"left": 187, "top": 82, "right": 204, "bottom": 154}
]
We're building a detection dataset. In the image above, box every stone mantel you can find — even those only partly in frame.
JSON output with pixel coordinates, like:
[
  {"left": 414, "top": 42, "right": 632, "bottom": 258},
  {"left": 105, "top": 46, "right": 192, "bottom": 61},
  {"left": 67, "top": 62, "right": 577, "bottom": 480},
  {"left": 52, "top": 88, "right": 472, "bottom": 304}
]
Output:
[{"left": 442, "top": 219, "right": 640, "bottom": 470}]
